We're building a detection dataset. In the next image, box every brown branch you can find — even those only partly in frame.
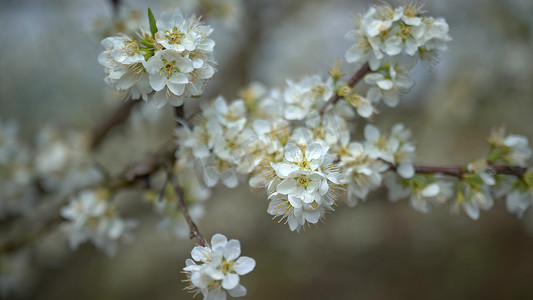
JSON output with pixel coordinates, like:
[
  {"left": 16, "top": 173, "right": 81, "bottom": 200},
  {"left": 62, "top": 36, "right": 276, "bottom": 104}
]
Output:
[
  {"left": 0, "top": 140, "right": 176, "bottom": 254},
  {"left": 386, "top": 161, "right": 528, "bottom": 178},
  {"left": 167, "top": 105, "right": 207, "bottom": 246},
  {"left": 89, "top": 100, "right": 139, "bottom": 150},
  {"left": 168, "top": 172, "right": 207, "bottom": 247},
  {"left": 319, "top": 62, "right": 371, "bottom": 115}
]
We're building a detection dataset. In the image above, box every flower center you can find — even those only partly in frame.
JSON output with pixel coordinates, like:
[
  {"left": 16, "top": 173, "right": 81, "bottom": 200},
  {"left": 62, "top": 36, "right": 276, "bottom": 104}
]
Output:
[
  {"left": 375, "top": 136, "right": 388, "bottom": 150},
  {"left": 160, "top": 58, "right": 179, "bottom": 78},
  {"left": 221, "top": 261, "right": 234, "bottom": 274},
  {"left": 124, "top": 40, "right": 139, "bottom": 56},
  {"left": 296, "top": 175, "right": 310, "bottom": 188},
  {"left": 312, "top": 85, "right": 325, "bottom": 98},
  {"left": 166, "top": 27, "right": 185, "bottom": 44}
]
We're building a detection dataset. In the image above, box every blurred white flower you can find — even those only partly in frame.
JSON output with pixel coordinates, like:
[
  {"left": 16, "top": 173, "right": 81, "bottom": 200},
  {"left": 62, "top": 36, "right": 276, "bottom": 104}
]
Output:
[
  {"left": 61, "top": 189, "right": 137, "bottom": 256},
  {"left": 488, "top": 127, "right": 532, "bottom": 167}
]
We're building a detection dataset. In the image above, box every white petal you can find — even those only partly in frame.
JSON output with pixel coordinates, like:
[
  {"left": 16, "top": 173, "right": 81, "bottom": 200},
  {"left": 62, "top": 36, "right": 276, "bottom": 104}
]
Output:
[
  {"left": 151, "top": 90, "right": 168, "bottom": 108},
  {"left": 214, "top": 96, "right": 228, "bottom": 114},
  {"left": 206, "top": 287, "right": 227, "bottom": 300},
  {"left": 288, "top": 217, "right": 299, "bottom": 231},
  {"left": 222, "top": 273, "right": 240, "bottom": 290},
  {"left": 319, "top": 179, "right": 329, "bottom": 195},
  {"left": 211, "top": 234, "right": 227, "bottom": 250},
  {"left": 304, "top": 209, "right": 321, "bottom": 223},
  {"left": 397, "top": 162, "right": 415, "bottom": 179},
  {"left": 357, "top": 102, "right": 374, "bottom": 118},
  {"left": 377, "top": 79, "right": 394, "bottom": 90},
  {"left": 421, "top": 184, "right": 440, "bottom": 197},
  {"left": 464, "top": 202, "right": 480, "bottom": 220},
  {"left": 167, "top": 82, "right": 185, "bottom": 96},
  {"left": 364, "top": 124, "right": 380, "bottom": 141},
  {"left": 191, "top": 246, "right": 211, "bottom": 262},
  {"left": 224, "top": 239, "right": 241, "bottom": 261},
  {"left": 222, "top": 170, "right": 239, "bottom": 188},
  {"left": 305, "top": 143, "right": 323, "bottom": 161},
  {"left": 227, "top": 284, "right": 247, "bottom": 297},
  {"left": 277, "top": 178, "right": 297, "bottom": 194},
  {"left": 233, "top": 257, "right": 256, "bottom": 275},
  {"left": 149, "top": 74, "right": 166, "bottom": 91},
  {"left": 285, "top": 143, "right": 303, "bottom": 162}
]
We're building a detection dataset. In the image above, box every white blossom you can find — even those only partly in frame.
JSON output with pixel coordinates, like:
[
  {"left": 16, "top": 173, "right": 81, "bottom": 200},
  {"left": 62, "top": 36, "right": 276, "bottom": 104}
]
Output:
[
  {"left": 336, "top": 130, "right": 386, "bottom": 206},
  {"left": 282, "top": 75, "right": 333, "bottom": 120},
  {"left": 34, "top": 127, "right": 102, "bottom": 194},
  {"left": 183, "top": 234, "right": 255, "bottom": 299},
  {"left": 98, "top": 8, "right": 216, "bottom": 107},
  {"left": 488, "top": 128, "right": 532, "bottom": 167},
  {"left": 267, "top": 143, "right": 342, "bottom": 231},
  {"left": 98, "top": 35, "right": 152, "bottom": 101},
  {"left": 506, "top": 190, "right": 532, "bottom": 218},
  {"left": 60, "top": 190, "right": 137, "bottom": 256},
  {"left": 345, "top": 3, "right": 451, "bottom": 71},
  {"left": 451, "top": 184, "right": 494, "bottom": 220},
  {"left": 385, "top": 175, "right": 454, "bottom": 213}
]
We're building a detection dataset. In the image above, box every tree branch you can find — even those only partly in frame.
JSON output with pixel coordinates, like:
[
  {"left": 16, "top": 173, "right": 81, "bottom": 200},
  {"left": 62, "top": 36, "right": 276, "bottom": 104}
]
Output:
[
  {"left": 89, "top": 100, "right": 139, "bottom": 150},
  {"left": 0, "top": 140, "right": 176, "bottom": 254},
  {"left": 168, "top": 172, "right": 207, "bottom": 247},
  {"left": 319, "top": 62, "right": 370, "bottom": 115}
]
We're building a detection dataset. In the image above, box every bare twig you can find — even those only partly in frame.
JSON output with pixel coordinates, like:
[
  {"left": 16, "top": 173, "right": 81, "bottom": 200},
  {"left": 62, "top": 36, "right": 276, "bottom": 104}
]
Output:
[
  {"left": 168, "top": 105, "right": 207, "bottom": 246},
  {"left": 319, "top": 62, "right": 371, "bottom": 115},
  {"left": 168, "top": 172, "right": 207, "bottom": 247},
  {"left": 89, "top": 100, "right": 139, "bottom": 150}
]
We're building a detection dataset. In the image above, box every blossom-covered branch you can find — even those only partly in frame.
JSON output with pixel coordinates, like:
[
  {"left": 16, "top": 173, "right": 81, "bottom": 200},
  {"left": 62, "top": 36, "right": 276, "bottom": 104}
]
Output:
[
  {"left": 319, "top": 62, "right": 370, "bottom": 115},
  {"left": 0, "top": 140, "right": 176, "bottom": 254}
]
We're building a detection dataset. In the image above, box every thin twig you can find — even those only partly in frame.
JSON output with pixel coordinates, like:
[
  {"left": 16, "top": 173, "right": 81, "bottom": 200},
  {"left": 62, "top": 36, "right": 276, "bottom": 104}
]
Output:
[
  {"left": 89, "top": 100, "right": 139, "bottom": 150},
  {"left": 319, "top": 62, "right": 371, "bottom": 115},
  {"left": 168, "top": 172, "right": 207, "bottom": 247},
  {"left": 169, "top": 104, "right": 207, "bottom": 246}
]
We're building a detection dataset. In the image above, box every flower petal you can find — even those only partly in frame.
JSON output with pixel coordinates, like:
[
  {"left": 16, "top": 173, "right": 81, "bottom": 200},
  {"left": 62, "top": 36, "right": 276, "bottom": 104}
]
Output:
[
  {"left": 285, "top": 143, "right": 303, "bottom": 162},
  {"left": 224, "top": 239, "right": 241, "bottom": 261},
  {"left": 227, "top": 284, "right": 247, "bottom": 297},
  {"left": 233, "top": 257, "right": 256, "bottom": 275},
  {"left": 222, "top": 273, "right": 240, "bottom": 290},
  {"left": 211, "top": 234, "right": 227, "bottom": 250}
]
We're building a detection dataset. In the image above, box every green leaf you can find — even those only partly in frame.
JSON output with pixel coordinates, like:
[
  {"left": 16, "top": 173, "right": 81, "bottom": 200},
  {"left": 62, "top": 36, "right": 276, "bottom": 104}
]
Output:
[{"left": 148, "top": 8, "right": 158, "bottom": 37}]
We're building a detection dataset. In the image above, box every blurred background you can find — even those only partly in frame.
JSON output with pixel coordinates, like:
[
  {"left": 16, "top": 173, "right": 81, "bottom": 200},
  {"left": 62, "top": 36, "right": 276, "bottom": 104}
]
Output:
[{"left": 1, "top": 0, "right": 533, "bottom": 299}]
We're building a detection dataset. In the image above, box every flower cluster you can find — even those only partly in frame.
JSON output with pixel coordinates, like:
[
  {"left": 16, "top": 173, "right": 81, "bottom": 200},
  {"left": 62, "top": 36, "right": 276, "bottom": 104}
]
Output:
[
  {"left": 98, "top": 8, "right": 216, "bottom": 107},
  {"left": 451, "top": 159, "right": 496, "bottom": 220},
  {"left": 60, "top": 189, "right": 137, "bottom": 256},
  {"left": 176, "top": 75, "right": 346, "bottom": 190},
  {"left": 345, "top": 2, "right": 451, "bottom": 108},
  {"left": 0, "top": 120, "right": 102, "bottom": 219},
  {"left": 35, "top": 126, "right": 102, "bottom": 194},
  {"left": 385, "top": 173, "right": 454, "bottom": 214},
  {"left": 267, "top": 143, "right": 342, "bottom": 231},
  {"left": 183, "top": 234, "right": 256, "bottom": 300}
]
